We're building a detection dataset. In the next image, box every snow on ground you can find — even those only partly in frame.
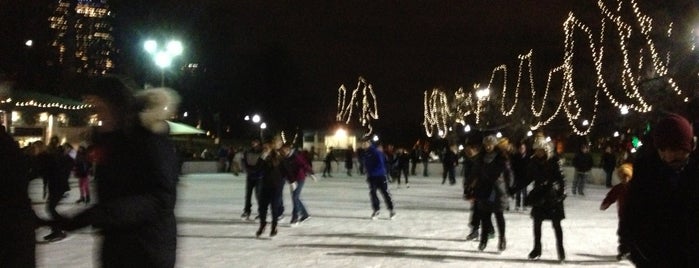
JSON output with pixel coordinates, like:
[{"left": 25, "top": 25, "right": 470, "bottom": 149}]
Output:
[{"left": 32, "top": 171, "right": 631, "bottom": 268}]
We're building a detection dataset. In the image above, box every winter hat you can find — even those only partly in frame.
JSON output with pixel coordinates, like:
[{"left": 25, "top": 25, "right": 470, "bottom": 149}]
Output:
[
  {"left": 532, "top": 136, "right": 548, "bottom": 150},
  {"left": 653, "top": 113, "right": 694, "bottom": 152},
  {"left": 483, "top": 135, "right": 499, "bottom": 146},
  {"left": 617, "top": 163, "right": 633, "bottom": 179},
  {"left": 135, "top": 87, "right": 180, "bottom": 134}
]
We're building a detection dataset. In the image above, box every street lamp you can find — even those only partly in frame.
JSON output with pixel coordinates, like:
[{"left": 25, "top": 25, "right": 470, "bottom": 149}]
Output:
[
  {"left": 260, "top": 122, "right": 267, "bottom": 140},
  {"left": 476, "top": 88, "right": 491, "bottom": 100},
  {"left": 245, "top": 114, "right": 265, "bottom": 140},
  {"left": 143, "top": 39, "right": 183, "bottom": 87}
]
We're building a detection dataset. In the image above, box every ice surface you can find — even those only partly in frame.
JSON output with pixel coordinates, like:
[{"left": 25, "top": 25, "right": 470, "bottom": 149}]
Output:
[{"left": 31, "top": 171, "right": 630, "bottom": 267}]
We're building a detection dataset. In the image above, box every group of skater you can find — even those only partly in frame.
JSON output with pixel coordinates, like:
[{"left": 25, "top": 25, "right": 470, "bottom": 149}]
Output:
[
  {"left": 2, "top": 76, "right": 699, "bottom": 267},
  {"left": 458, "top": 113, "right": 699, "bottom": 266}
]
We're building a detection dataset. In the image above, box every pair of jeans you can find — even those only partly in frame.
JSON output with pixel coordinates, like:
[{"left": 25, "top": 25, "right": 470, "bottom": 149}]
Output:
[
  {"left": 368, "top": 176, "right": 394, "bottom": 211},
  {"left": 243, "top": 174, "right": 261, "bottom": 214},
  {"left": 291, "top": 180, "right": 308, "bottom": 220},
  {"left": 572, "top": 171, "right": 588, "bottom": 195}
]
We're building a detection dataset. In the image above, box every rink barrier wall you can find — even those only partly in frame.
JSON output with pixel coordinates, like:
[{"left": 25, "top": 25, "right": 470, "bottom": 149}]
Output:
[{"left": 180, "top": 161, "right": 620, "bottom": 185}]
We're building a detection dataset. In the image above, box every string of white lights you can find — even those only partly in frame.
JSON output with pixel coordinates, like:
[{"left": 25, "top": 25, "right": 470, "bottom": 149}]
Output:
[
  {"left": 424, "top": 0, "right": 688, "bottom": 137},
  {"left": 336, "top": 76, "right": 379, "bottom": 136}
]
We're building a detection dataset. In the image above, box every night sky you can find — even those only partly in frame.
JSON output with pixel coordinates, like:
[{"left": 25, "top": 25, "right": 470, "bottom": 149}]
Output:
[{"left": 2, "top": 0, "right": 695, "bottom": 146}]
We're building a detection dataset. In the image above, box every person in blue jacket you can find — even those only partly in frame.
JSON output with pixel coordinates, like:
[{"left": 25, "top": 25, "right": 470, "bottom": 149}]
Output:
[{"left": 362, "top": 138, "right": 396, "bottom": 220}]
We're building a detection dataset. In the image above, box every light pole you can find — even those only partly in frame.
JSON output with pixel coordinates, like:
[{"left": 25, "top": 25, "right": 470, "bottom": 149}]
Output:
[
  {"left": 244, "top": 114, "right": 266, "bottom": 141},
  {"left": 144, "top": 39, "right": 183, "bottom": 87}
]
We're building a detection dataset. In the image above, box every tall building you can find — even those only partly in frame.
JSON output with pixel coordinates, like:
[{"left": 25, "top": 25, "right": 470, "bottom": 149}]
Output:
[{"left": 49, "top": 0, "right": 116, "bottom": 76}]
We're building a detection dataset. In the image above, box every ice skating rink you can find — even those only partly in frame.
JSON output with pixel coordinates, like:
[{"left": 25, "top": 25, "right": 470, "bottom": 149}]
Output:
[{"left": 33, "top": 172, "right": 631, "bottom": 267}]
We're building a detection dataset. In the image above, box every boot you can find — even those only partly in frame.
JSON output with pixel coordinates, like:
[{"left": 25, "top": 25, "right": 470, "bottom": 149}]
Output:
[
  {"left": 528, "top": 244, "right": 542, "bottom": 260},
  {"left": 270, "top": 222, "right": 278, "bottom": 237},
  {"left": 75, "top": 197, "right": 85, "bottom": 204},
  {"left": 498, "top": 237, "right": 507, "bottom": 251},
  {"left": 466, "top": 229, "right": 479, "bottom": 241},
  {"left": 85, "top": 195, "right": 90, "bottom": 203},
  {"left": 478, "top": 232, "right": 488, "bottom": 251},
  {"left": 256, "top": 222, "right": 266, "bottom": 238},
  {"left": 557, "top": 244, "right": 566, "bottom": 262}
]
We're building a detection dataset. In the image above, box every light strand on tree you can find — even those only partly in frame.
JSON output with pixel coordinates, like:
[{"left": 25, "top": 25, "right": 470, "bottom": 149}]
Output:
[{"left": 336, "top": 77, "right": 379, "bottom": 136}]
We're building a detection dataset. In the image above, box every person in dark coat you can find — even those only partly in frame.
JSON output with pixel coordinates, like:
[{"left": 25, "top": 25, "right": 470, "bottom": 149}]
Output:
[
  {"left": 619, "top": 114, "right": 699, "bottom": 267},
  {"left": 38, "top": 136, "right": 72, "bottom": 242},
  {"left": 241, "top": 139, "right": 263, "bottom": 220},
  {"left": 601, "top": 146, "right": 617, "bottom": 188},
  {"left": 526, "top": 135, "right": 566, "bottom": 262},
  {"left": 395, "top": 148, "right": 411, "bottom": 187},
  {"left": 468, "top": 135, "right": 511, "bottom": 251},
  {"left": 0, "top": 125, "right": 38, "bottom": 268},
  {"left": 572, "top": 143, "right": 593, "bottom": 195},
  {"left": 344, "top": 146, "right": 355, "bottom": 176},
  {"left": 442, "top": 144, "right": 458, "bottom": 185},
  {"left": 56, "top": 76, "right": 180, "bottom": 268},
  {"left": 510, "top": 142, "right": 531, "bottom": 211},
  {"left": 322, "top": 147, "right": 337, "bottom": 177},
  {"left": 255, "top": 137, "right": 290, "bottom": 237},
  {"left": 410, "top": 142, "right": 421, "bottom": 176},
  {"left": 463, "top": 142, "right": 490, "bottom": 241}
]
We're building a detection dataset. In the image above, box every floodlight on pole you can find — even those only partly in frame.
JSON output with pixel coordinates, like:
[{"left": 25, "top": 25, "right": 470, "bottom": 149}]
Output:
[
  {"left": 252, "top": 114, "right": 261, "bottom": 123},
  {"left": 144, "top": 39, "right": 183, "bottom": 87}
]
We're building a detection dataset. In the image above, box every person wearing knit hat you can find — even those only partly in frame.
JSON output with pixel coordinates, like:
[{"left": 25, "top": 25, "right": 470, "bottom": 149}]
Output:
[
  {"left": 620, "top": 113, "right": 699, "bottom": 266},
  {"left": 653, "top": 113, "right": 695, "bottom": 171},
  {"left": 601, "top": 162, "right": 634, "bottom": 260},
  {"left": 466, "top": 134, "right": 511, "bottom": 252},
  {"left": 525, "top": 133, "right": 566, "bottom": 262},
  {"left": 54, "top": 76, "right": 179, "bottom": 267}
]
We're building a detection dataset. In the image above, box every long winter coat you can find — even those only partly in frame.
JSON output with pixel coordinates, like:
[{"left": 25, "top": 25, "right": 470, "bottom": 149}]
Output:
[
  {"left": 468, "top": 151, "right": 511, "bottom": 212},
  {"left": 63, "top": 126, "right": 178, "bottom": 268},
  {"left": 527, "top": 155, "right": 566, "bottom": 221},
  {"left": 0, "top": 131, "right": 36, "bottom": 267},
  {"left": 620, "top": 151, "right": 699, "bottom": 267}
]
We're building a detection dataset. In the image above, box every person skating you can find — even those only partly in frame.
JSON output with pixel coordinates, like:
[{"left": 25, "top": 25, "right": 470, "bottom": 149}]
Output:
[
  {"left": 463, "top": 142, "right": 492, "bottom": 241},
  {"left": 511, "top": 142, "right": 531, "bottom": 211},
  {"left": 572, "top": 143, "right": 593, "bottom": 196},
  {"left": 362, "top": 139, "right": 396, "bottom": 220},
  {"left": 525, "top": 135, "right": 566, "bottom": 262},
  {"left": 74, "top": 146, "right": 92, "bottom": 204},
  {"left": 54, "top": 77, "right": 180, "bottom": 267},
  {"left": 37, "top": 138, "right": 72, "bottom": 242},
  {"left": 241, "top": 139, "right": 263, "bottom": 220},
  {"left": 0, "top": 125, "right": 41, "bottom": 268},
  {"left": 255, "top": 137, "right": 290, "bottom": 237},
  {"left": 442, "top": 144, "right": 458, "bottom": 185},
  {"left": 620, "top": 114, "right": 699, "bottom": 266},
  {"left": 600, "top": 163, "right": 633, "bottom": 261},
  {"left": 344, "top": 146, "right": 355, "bottom": 176},
  {"left": 468, "top": 135, "right": 511, "bottom": 251},
  {"left": 282, "top": 144, "right": 315, "bottom": 226},
  {"left": 601, "top": 146, "right": 617, "bottom": 188},
  {"left": 322, "top": 147, "right": 337, "bottom": 177},
  {"left": 395, "top": 148, "right": 411, "bottom": 187}
]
